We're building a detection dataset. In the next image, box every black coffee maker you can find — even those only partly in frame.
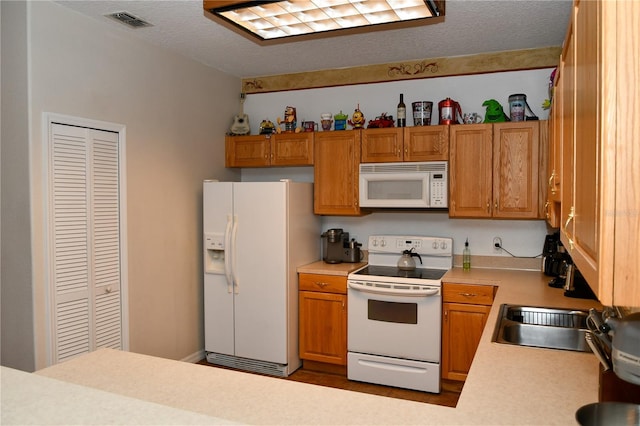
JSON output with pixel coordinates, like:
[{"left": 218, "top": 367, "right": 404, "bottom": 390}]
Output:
[
  {"left": 542, "top": 232, "right": 566, "bottom": 280},
  {"left": 321, "top": 228, "right": 362, "bottom": 264},
  {"left": 543, "top": 232, "right": 596, "bottom": 299}
]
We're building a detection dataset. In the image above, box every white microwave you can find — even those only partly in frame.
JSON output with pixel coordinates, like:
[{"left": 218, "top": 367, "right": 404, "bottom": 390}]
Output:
[{"left": 359, "top": 161, "right": 448, "bottom": 209}]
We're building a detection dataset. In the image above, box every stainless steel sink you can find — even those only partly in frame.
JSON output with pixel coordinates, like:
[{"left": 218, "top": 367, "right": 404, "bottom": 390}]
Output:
[{"left": 492, "top": 304, "right": 596, "bottom": 352}]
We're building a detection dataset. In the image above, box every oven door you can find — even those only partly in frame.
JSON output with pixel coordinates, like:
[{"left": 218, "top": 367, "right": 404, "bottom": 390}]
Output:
[{"left": 347, "top": 280, "right": 441, "bottom": 362}]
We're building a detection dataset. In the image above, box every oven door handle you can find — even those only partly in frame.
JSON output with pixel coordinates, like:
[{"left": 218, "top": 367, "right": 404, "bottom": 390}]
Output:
[{"left": 348, "top": 281, "right": 440, "bottom": 297}]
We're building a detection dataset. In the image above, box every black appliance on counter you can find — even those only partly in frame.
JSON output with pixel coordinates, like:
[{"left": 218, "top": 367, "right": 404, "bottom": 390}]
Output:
[
  {"left": 321, "top": 228, "right": 362, "bottom": 264},
  {"left": 542, "top": 231, "right": 596, "bottom": 300}
]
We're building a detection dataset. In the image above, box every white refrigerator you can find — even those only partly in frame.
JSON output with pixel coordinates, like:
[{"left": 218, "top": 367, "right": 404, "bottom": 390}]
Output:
[{"left": 203, "top": 180, "right": 319, "bottom": 377}]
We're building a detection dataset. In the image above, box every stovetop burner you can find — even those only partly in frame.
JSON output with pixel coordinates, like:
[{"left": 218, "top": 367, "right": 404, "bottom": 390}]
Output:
[{"left": 353, "top": 265, "right": 448, "bottom": 281}]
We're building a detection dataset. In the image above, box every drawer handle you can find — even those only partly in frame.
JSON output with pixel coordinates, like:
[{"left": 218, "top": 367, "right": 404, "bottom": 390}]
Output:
[
  {"left": 459, "top": 292, "right": 477, "bottom": 297},
  {"left": 314, "top": 281, "right": 329, "bottom": 288}
]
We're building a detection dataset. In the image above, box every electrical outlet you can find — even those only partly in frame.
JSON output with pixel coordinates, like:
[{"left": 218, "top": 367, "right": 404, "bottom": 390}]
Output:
[{"left": 493, "top": 237, "right": 503, "bottom": 250}]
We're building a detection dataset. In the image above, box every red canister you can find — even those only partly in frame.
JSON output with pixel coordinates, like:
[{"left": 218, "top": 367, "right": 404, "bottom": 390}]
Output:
[{"left": 438, "top": 98, "right": 462, "bottom": 125}]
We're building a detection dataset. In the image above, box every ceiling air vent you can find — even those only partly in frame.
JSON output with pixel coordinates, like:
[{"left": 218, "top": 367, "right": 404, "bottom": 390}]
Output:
[{"left": 106, "top": 11, "right": 152, "bottom": 29}]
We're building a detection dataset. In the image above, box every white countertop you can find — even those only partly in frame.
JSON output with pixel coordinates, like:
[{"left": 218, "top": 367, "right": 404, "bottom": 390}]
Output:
[
  {"left": 0, "top": 365, "right": 237, "bottom": 425},
  {"left": 27, "top": 267, "right": 602, "bottom": 425}
]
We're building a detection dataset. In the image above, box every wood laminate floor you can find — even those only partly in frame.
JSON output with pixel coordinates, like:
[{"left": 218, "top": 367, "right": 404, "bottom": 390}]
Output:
[{"left": 197, "top": 359, "right": 463, "bottom": 407}]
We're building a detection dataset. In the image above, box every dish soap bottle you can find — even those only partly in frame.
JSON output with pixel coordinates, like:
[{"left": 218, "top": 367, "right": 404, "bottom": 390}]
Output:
[{"left": 463, "top": 238, "right": 471, "bottom": 271}]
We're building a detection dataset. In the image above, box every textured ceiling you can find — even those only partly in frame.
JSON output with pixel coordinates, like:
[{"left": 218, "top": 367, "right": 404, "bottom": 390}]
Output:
[{"left": 54, "top": 0, "right": 571, "bottom": 79}]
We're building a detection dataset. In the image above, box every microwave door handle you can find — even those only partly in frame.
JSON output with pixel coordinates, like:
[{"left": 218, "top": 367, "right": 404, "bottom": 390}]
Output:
[{"left": 348, "top": 281, "right": 439, "bottom": 297}]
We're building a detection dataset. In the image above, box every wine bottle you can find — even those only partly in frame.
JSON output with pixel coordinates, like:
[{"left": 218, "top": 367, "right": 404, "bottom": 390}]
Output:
[{"left": 397, "top": 94, "right": 406, "bottom": 127}]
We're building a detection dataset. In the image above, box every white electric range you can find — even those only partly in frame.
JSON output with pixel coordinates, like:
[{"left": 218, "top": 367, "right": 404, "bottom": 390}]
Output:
[{"left": 347, "top": 235, "right": 453, "bottom": 393}]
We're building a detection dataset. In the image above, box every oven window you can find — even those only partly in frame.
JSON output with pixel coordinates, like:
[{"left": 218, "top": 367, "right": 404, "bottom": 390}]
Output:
[{"left": 368, "top": 299, "right": 417, "bottom": 324}]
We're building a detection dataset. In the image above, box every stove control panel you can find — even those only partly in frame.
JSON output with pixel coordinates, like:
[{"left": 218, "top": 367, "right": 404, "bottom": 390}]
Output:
[{"left": 368, "top": 235, "right": 453, "bottom": 256}]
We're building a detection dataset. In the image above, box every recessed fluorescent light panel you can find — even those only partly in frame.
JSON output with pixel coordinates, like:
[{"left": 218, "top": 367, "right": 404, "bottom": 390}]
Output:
[{"left": 207, "top": 0, "right": 442, "bottom": 43}]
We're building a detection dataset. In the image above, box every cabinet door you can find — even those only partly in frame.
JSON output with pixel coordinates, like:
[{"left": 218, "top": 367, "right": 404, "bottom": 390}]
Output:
[
  {"left": 403, "top": 125, "right": 449, "bottom": 161},
  {"left": 568, "top": 0, "right": 602, "bottom": 290},
  {"left": 492, "top": 121, "right": 540, "bottom": 219},
  {"left": 225, "top": 135, "right": 270, "bottom": 167},
  {"left": 299, "top": 291, "right": 347, "bottom": 365},
  {"left": 449, "top": 124, "right": 493, "bottom": 218},
  {"left": 361, "top": 128, "right": 403, "bottom": 162},
  {"left": 442, "top": 302, "right": 491, "bottom": 381},
  {"left": 314, "top": 130, "right": 362, "bottom": 216},
  {"left": 271, "top": 132, "right": 313, "bottom": 166},
  {"left": 560, "top": 17, "right": 576, "bottom": 251},
  {"left": 549, "top": 73, "right": 563, "bottom": 204},
  {"left": 546, "top": 68, "right": 563, "bottom": 227}
]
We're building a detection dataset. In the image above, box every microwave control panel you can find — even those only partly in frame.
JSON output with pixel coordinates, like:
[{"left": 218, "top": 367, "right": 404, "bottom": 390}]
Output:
[{"left": 430, "top": 172, "right": 447, "bottom": 207}]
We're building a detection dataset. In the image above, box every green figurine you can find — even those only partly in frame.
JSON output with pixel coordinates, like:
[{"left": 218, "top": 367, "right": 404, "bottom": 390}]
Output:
[{"left": 482, "top": 99, "right": 509, "bottom": 123}]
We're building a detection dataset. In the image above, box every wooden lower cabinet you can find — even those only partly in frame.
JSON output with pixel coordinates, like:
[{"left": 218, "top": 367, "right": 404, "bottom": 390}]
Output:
[
  {"left": 298, "top": 273, "right": 347, "bottom": 366},
  {"left": 441, "top": 283, "right": 495, "bottom": 381}
]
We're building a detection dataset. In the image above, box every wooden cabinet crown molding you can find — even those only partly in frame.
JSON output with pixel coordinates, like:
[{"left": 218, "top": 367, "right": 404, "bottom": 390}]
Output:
[{"left": 241, "top": 47, "right": 561, "bottom": 93}]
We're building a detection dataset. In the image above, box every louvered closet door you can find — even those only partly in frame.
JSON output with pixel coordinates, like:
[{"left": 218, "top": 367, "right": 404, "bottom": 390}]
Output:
[{"left": 50, "top": 123, "right": 122, "bottom": 363}]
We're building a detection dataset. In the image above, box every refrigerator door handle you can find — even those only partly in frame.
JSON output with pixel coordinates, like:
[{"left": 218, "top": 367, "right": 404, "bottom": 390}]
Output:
[
  {"left": 231, "top": 214, "right": 239, "bottom": 294},
  {"left": 224, "top": 214, "right": 233, "bottom": 293}
]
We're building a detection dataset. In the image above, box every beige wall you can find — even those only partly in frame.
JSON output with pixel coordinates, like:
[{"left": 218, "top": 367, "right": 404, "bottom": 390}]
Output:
[
  {"left": 2, "top": 0, "right": 240, "bottom": 371},
  {"left": 1, "top": 0, "right": 36, "bottom": 372}
]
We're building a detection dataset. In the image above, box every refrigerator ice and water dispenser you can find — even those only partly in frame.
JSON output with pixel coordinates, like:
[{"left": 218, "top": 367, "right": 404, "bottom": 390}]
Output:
[{"left": 204, "top": 232, "right": 225, "bottom": 274}]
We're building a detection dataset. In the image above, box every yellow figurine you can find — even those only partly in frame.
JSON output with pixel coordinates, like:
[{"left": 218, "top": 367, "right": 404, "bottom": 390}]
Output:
[{"left": 348, "top": 105, "right": 365, "bottom": 129}]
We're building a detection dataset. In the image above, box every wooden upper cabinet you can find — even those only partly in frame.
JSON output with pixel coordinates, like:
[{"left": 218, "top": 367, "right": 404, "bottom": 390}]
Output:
[
  {"left": 225, "top": 135, "right": 271, "bottom": 167},
  {"left": 546, "top": 65, "right": 564, "bottom": 228},
  {"left": 403, "top": 125, "right": 449, "bottom": 161},
  {"left": 492, "top": 121, "right": 540, "bottom": 219},
  {"left": 361, "top": 128, "right": 403, "bottom": 162},
  {"left": 558, "top": 0, "right": 639, "bottom": 307},
  {"left": 271, "top": 132, "right": 314, "bottom": 166},
  {"left": 449, "top": 124, "right": 493, "bottom": 218},
  {"left": 225, "top": 132, "right": 313, "bottom": 167},
  {"left": 360, "top": 126, "right": 449, "bottom": 163},
  {"left": 314, "top": 130, "right": 363, "bottom": 216},
  {"left": 449, "top": 122, "right": 541, "bottom": 219}
]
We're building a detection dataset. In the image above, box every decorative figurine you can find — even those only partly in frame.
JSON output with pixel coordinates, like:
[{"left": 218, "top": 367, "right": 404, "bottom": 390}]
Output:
[
  {"left": 259, "top": 119, "right": 275, "bottom": 135},
  {"left": 277, "top": 106, "right": 300, "bottom": 133},
  {"left": 367, "top": 113, "right": 395, "bottom": 128},
  {"left": 482, "top": 99, "right": 509, "bottom": 123},
  {"left": 334, "top": 110, "right": 348, "bottom": 131},
  {"left": 320, "top": 113, "right": 333, "bottom": 131},
  {"left": 348, "top": 105, "right": 366, "bottom": 129}
]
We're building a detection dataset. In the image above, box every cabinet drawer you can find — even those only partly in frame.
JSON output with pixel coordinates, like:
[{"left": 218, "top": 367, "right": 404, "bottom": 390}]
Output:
[
  {"left": 299, "top": 273, "right": 347, "bottom": 294},
  {"left": 442, "top": 283, "right": 495, "bottom": 305}
]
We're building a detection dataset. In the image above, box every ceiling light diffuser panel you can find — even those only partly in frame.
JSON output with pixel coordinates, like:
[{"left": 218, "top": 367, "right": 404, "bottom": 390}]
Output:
[{"left": 205, "top": 0, "right": 443, "bottom": 44}]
